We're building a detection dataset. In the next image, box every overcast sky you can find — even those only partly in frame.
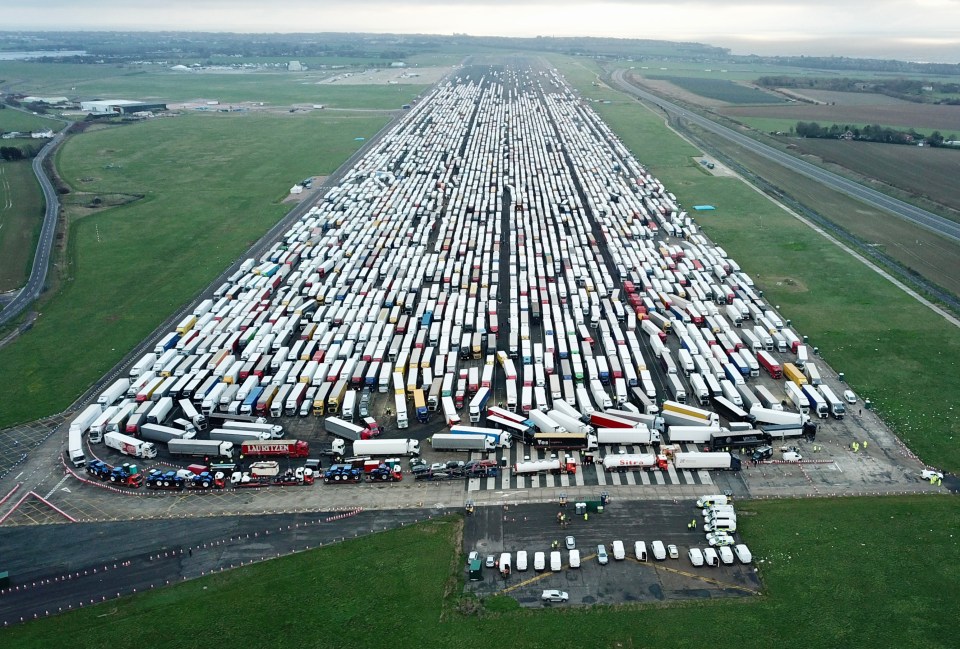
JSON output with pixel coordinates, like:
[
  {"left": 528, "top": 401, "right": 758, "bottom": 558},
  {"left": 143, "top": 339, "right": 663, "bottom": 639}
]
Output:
[{"left": 9, "top": 0, "right": 960, "bottom": 63}]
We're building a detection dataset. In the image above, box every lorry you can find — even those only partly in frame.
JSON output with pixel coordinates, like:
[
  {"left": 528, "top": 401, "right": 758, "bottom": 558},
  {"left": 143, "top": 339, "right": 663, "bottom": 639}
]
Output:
[
  {"left": 168, "top": 438, "right": 234, "bottom": 459},
  {"left": 595, "top": 426, "right": 660, "bottom": 445},
  {"left": 221, "top": 420, "right": 283, "bottom": 439},
  {"left": 666, "top": 425, "right": 719, "bottom": 444},
  {"left": 802, "top": 385, "right": 830, "bottom": 418},
  {"left": 756, "top": 351, "right": 781, "bottom": 379},
  {"left": 468, "top": 386, "right": 491, "bottom": 423},
  {"left": 760, "top": 421, "right": 818, "bottom": 441},
  {"left": 710, "top": 428, "right": 770, "bottom": 450},
  {"left": 528, "top": 410, "right": 565, "bottom": 434},
  {"left": 178, "top": 398, "right": 207, "bottom": 430},
  {"left": 589, "top": 411, "right": 641, "bottom": 429},
  {"left": 660, "top": 401, "right": 720, "bottom": 427},
  {"left": 106, "top": 463, "right": 144, "bottom": 488},
  {"left": 449, "top": 425, "right": 512, "bottom": 448},
  {"left": 240, "top": 439, "right": 310, "bottom": 458},
  {"left": 601, "top": 454, "right": 668, "bottom": 471},
  {"left": 145, "top": 468, "right": 191, "bottom": 491},
  {"left": 749, "top": 407, "right": 806, "bottom": 426},
  {"left": 70, "top": 404, "right": 102, "bottom": 440},
  {"left": 673, "top": 452, "right": 741, "bottom": 471},
  {"left": 145, "top": 396, "right": 174, "bottom": 425},
  {"left": 68, "top": 428, "right": 86, "bottom": 467},
  {"left": 531, "top": 431, "right": 599, "bottom": 450},
  {"left": 818, "top": 384, "right": 846, "bottom": 419},
  {"left": 512, "top": 457, "right": 578, "bottom": 475},
  {"left": 430, "top": 434, "right": 495, "bottom": 452},
  {"left": 98, "top": 378, "right": 131, "bottom": 409},
  {"left": 207, "top": 428, "right": 269, "bottom": 443},
  {"left": 140, "top": 423, "right": 195, "bottom": 444},
  {"left": 324, "top": 416, "right": 376, "bottom": 441},
  {"left": 353, "top": 438, "right": 420, "bottom": 457},
  {"left": 104, "top": 431, "right": 158, "bottom": 459},
  {"left": 547, "top": 410, "right": 595, "bottom": 436}
]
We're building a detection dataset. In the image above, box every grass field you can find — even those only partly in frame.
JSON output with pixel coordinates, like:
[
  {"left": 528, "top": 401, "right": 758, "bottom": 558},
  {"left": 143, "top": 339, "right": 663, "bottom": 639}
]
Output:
[
  {"left": 0, "top": 62, "right": 427, "bottom": 108},
  {"left": 569, "top": 68, "right": 960, "bottom": 470},
  {"left": 647, "top": 75, "right": 784, "bottom": 104},
  {"left": 0, "top": 160, "right": 44, "bottom": 292},
  {"left": 787, "top": 138, "right": 960, "bottom": 214},
  {"left": 5, "top": 496, "right": 958, "bottom": 648},
  {"left": 0, "top": 111, "right": 389, "bottom": 426},
  {"left": 0, "top": 107, "right": 63, "bottom": 134},
  {"left": 719, "top": 102, "right": 960, "bottom": 133},
  {"left": 717, "top": 115, "right": 947, "bottom": 137}
]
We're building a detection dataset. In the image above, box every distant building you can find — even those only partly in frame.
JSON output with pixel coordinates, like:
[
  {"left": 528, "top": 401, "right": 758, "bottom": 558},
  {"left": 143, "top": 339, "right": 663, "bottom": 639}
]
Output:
[
  {"left": 390, "top": 61, "right": 407, "bottom": 68},
  {"left": 81, "top": 99, "right": 167, "bottom": 115},
  {"left": 23, "top": 96, "right": 69, "bottom": 105},
  {"left": 288, "top": 61, "right": 304, "bottom": 71},
  {"left": 31, "top": 130, "right": 54, "bottom": 139}
]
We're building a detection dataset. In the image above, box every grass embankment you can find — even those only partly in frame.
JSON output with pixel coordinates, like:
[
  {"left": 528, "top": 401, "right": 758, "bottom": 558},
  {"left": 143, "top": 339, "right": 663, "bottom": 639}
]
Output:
[
  {"left": 0, "top": 111, "right": 389, "bottom": 426},
  {"left": 569, "top": 69, "right": 960, "bottom": 471},
  {"left": 0, "top": 160, "right": 44, "bottom": 292},
  {"left": 0, "top": 107, "right": 63, "bottom": 134},
  {"left": 4, "top": 497, "right": 958, "bottom": 648}
]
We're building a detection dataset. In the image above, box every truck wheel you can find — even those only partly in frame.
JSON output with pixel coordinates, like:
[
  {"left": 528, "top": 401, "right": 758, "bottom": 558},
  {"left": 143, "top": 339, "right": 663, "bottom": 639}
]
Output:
[
  {"left": 201, "top": 481, "right": 210, "bottom": 488},
  {"left": 380, "top": 474, "right": 388, "bottom": 481}
]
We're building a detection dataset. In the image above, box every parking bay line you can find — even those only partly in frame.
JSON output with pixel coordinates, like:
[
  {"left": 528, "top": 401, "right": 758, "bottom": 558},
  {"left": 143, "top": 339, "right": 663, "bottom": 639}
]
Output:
[{"left": 652, "top": 563, "right": 761, "bottom": 595}]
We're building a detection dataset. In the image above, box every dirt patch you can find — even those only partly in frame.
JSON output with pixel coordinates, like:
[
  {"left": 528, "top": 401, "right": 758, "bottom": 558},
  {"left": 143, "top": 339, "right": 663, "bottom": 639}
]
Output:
[
  {"left": 767, "top": 276, "right": 810, "bottom": 292},
  {"left": 717, "top": 102, "right": 960, "bottom": 132},
  {"left": 62, "top": 192, "right": 144, "bottom": 217},
  {"left": 626, "top": 73, "right": 729, "bottom": 108},
  {"left": 320, "top": 66, "right": 450, "bottom": 86}
]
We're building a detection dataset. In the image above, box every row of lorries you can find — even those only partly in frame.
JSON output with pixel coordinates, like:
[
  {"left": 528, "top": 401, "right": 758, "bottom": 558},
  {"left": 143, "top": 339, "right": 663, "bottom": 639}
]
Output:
[
  {"left": 83, "top": 458, "right": 314, "bottom": 490},
  {"left": 67, "top": 64, "right": 842, "bottom": 488}
]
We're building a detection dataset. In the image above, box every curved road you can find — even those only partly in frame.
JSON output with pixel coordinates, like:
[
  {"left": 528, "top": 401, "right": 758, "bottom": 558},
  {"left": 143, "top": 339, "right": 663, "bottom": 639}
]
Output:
[
  {"left": 609, "top": 69, "right": 960, "bottom": 244},
  {"left": 0, "top": 129, "right": 66, "bottom": 326}
]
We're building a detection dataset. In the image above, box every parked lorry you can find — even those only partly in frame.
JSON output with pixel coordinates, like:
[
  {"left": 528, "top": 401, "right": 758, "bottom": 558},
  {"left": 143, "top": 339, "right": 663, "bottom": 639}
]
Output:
[
  {"left": 760, "top": 422, "right": 818, "bottom": 441},
  {"left": 449, "top": 425, "right": 512, "bottom": 448},
  {"left": 240, "top": 439, "right": 309, "bottom": 458},
  {"left": 547, "top": 410, "right": 595, "bottom": 436},
  {"left": 673, "top": 451, "right": 741, "bottom": 471},
  {"left": 667, "top": 425, "right": 719, "bottom": 444},
  {"left": 531, "top": 431, "right": 599, "bottom": 450},
  {"left": 70, "top": 404, "right": 102, "bottom": 440},
  {"left": 324, "top": 416, "right": 377, "bottom": 441},
  {"left": 353, "top": 438, "right": 420, "bottom": 457},
  {"left": 602, "top": 454, "right": 668, "bottom": 471},
  {"left": 431, "top": 433, "right": 495, "bottom": 452},
  {"left": 98, "top": 378, "right": 131, "bottom": 409},
  {"left": 207, "top": 428, "right": 268, "bottom": 443},
  {"left": 145, "top": 468, "right": 191, "bottom": 491},
  {"left": 818, "top": 384, "right": 846, "bottom": 419},
  {"left": 595, "top": 427, "right": 660, "bottom": 445},
  {"left": 323, "top": 464, "right": 362, "bottom": 484},
  {"left": 590, "top": 411, "right": 641, "bottom": 429},
  {"left": 660, "top": 401, "right": 720, "bottom": 427},
  {"left": 140, "top": 423, "right": 195, "bottom": 444},
  {"left": 104, "top": 431, "right": 158, "bottom": 459},
  {"left": 68, "top": 428, "right": 86, "bottom": 467},
  {"left": 802, "top": 385, "right": 830, "bottom": 418},
  {"left": 513, "top": 457, "right": 577, "bottom": 475},
  {"left": 178, "top": 399, "right": 207, "bottom": 430},
  {"left": 222, "top": 420, "right": 283, "bottom": 438},
  {"left": 168, "top": 439, "right": 234, "bottom": 459},
  {"left": 749, "top": 407, "right": 806, "bottom": 426}
]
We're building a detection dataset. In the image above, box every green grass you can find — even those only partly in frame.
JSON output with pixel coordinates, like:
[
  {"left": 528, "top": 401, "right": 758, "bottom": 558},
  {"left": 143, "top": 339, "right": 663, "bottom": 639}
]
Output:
[
  {"left": 647, "top": 75, "right": 784, "bottom": 104},
  {"left": 0, "top": 159, "right": 44, "bottom": 292},
  {"left": 0, "top": 106, "right": 63, "bottom": 134},
  {"left": 0, "top": 111, "right": 389, "bottom": 425},
  {"left": 5, "top": 497, "right": 958, "bottom": 648},
  {"left": 724, "top": 115, "right": 950, "bottom": 135},
  {"left": 555, "top": 62, "right": 960, "bottom": 470}
]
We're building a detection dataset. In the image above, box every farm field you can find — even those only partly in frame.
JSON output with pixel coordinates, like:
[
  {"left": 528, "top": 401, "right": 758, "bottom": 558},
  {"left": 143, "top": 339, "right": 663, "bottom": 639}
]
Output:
[
  {"left": 785, "top": 89, "right": 924, "bottom": 106},
  {"left": 789, "top": 138, "right": 960, "bottom": 214},
  {"left": 567, "top": 64, "right": 960, "bottom": 470},
  {"left": 718, "top": 101, "right": 960, "bottom": 133},
  {"left": 5, "top": 497, "right": 958, "bottom": 649},
  {"left": 0, "top": 107, "right": 63, "bottom": 134},
  {"left": 0, "top": 160, "right": 44, "bottom": 292},
  {"left": 647, "top": 75, "right": 784, "bottom": 105},
  {"left": 0, "top": 111, "right": 390, "bottom": 426}
]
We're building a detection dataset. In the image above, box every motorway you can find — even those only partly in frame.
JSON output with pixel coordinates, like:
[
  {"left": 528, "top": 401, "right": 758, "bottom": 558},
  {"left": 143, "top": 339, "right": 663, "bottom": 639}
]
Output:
[
  {"left": 608, "top": 69, "right": 960, "bottom": 244},
  {"left": 0, "top": 129, "right": 66, "bottom": 326}
]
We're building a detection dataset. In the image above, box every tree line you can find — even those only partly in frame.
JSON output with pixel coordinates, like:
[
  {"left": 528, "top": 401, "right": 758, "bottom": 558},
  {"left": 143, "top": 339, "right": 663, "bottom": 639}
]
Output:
[{"left": 793, "top": 122, "right": 956, "bottom": 147}]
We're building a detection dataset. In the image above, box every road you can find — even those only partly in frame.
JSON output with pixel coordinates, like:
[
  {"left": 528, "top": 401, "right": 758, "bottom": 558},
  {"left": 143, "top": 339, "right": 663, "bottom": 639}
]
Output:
[
  {"left": 0, "top": 130, "right": 66, "bottom": 327},
  {"left": 608, "top": 69, "right": 960, "bottom": 244}
]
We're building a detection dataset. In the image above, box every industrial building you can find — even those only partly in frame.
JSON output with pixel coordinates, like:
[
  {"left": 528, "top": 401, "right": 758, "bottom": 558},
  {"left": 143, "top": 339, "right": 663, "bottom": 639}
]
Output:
[{"left": 80, "top": 100, "right": 168, "bottom": 115}]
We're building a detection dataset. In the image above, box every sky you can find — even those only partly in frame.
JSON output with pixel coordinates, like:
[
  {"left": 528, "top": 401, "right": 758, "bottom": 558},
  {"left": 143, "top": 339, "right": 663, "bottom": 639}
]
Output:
[{"left": 8, "top": 0, "right": 960, "bottom": 63}]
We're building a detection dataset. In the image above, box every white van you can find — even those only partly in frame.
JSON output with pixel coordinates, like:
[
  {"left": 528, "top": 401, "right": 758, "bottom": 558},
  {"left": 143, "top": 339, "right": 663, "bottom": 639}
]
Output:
[
  {"left": 534, "top": 551, "right": 546, "bottom": 571},
  {"left": 696, "top": 494, "right": 730, "bottom": 508},
  {"left": 702, "top": 504, "right": 736, "bottom": 518},
  {"left": 703, "top": 547, "right": 720, "bottom": 566},
  {"left": 634, "top": 541, "right": 647, "bottom": 562},
  {"left": 703, "top": 517, "right": 737, "bottom": 533},
  {"left": 612, "top": 540, "right": 625, "bottom": 561},
  {"left": 550, "top": 551, "right": 562, "bottom": 572},
  {"left": 516, "top": 550, "right": 528, "bottom": 572},
  {"left": 718, "top": 546, "right": 735, "bottom": 565},
  {"left": 569, "top": 549, "right": 581, "bottom": 568},
  {"left": 499, "top": 552, "right": 512, "bottom": 577},
  {"left": 651, "top": 540, "right": 667, "bottom": 561}
]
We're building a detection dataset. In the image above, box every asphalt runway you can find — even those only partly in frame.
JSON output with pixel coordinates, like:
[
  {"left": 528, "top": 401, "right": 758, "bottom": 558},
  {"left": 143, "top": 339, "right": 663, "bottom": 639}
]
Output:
[{"left": 0, "top": 507, "right": 439, "bottom": 625}]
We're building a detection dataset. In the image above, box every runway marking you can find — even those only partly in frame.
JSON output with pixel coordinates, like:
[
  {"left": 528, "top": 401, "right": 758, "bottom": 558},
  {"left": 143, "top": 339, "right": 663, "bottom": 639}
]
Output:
[{"left": 45, "top": 474, "right": 71, "bottom": 500}]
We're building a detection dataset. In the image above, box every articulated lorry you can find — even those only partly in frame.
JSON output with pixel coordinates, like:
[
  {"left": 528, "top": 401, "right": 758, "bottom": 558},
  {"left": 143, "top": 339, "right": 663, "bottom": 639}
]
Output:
[
  {"left": 666, "top": 425, "right": 720, "bottom": 444},
  {"left": 324, "top": 416, "right": 377, "bottom": 441},
  {"left": 595, "top": 426, "right": 660, "bottom": 445},
  {"left": 353, "top": 438, "right": 420, "bottom": 457},
  {"left": 601, "top": 454, "right": 668, "bottom": 471},
  {"left": 512, "top": 457, "right": 577, "bottom": 475},
  {"left": 207, "top": 428, "right": 269, "bottom": 443},
  {"left": 673, "top": 451, "right": 741, "bottom": 471},
  {"left": 660, "top": 401, "right": 720, "bottom": 428},
  {"left": 104, "top": 431, "right": 158, "bottom": 459},
  {"left": 70, "top": 404, "right": 102, "bottom": 440},
  {"left": 139, "top": 423, "right": 195, "bottom": 444},
  {"left": 430, "top": 434, "right": 495, "bottom": 452},
  {"left": 222, "top": 420, "right": 283, "bottom": 438},
  {"left": 240, "top": 439, "right": 310, "bottom": 458},
  {"left": 547, "top": 410, "right": 595, "bottom": 436},
  {"left": 749, "top": 407, "right": 806, "bottom": 426},
  {"left": 168, "top": 439, "right": 234, "bottom": 459},
  {"left": 448, "top": 425, "right": 512, "bottom": 448},
  {"left": 98, "top": 378, "right": 131, "bottom": 409}
]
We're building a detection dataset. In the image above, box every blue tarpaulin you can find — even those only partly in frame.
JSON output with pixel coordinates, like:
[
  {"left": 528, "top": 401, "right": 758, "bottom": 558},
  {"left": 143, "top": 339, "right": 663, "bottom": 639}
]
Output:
[{"left": 693, "top": 205, "right": 716, "bottom": 211}]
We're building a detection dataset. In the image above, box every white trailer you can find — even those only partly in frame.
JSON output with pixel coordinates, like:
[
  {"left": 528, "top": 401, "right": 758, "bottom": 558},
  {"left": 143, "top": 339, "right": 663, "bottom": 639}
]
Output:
[
  {"left": 104, "top": 431, "right": 158, "bottom": 459},
  {"left": 430, "top": 434, "right": 495, "bottom": 452},
  {"left": 68, "top": 428, "right": 86, "bottom": 467},
  {"left": 595, "top": 426, "right": 659, "bottom": 445},
  {"left": 673, "top": 451, "right": 740, "bottom": 471},
  {"left": 97, "top": 378, "right": 131, "bottom": 409},
  {"left": 750, "top": 406, "right": 805, "bottom": 426},
  {"left": 667, "top": 425, "right": 720, "bottom": 444},
  {"left": 69, "top": 404, "right": 102, "bottom": 439},
  {"left": 528, "top": 410, "right": 565, "bottom": 433},
  {"left": 222, "top": 420, "right": 283, "bottom": 438},
  {"left": 547, "top": 410, "right": 594, "bottom": 436},
  {"left": 353, "top": 438, "right": 420, "bottom": 457}
]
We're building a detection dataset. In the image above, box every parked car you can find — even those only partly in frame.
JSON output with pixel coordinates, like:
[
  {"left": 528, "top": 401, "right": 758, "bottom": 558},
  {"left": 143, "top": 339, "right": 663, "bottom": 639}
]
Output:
[
  {"left": 651, "top": 540, "right": 666, "bottom": 560},
  {"left": 467, "top": 551, "right": 479, "bottom": 564},
  {"left": 921, "top": 469, "right": 944, "bottom": 481},
  {"left": 485, "top": 554, "right": 495, "bottom": 568},
  {"left": 843, "top": 389, "right": 857, "bottom": 404},
  {"left": 565, "top": 535, "right": 576, "bottom": 550},
  {"left": 667, "top": 544, "right": 679, "bottom": 559},
  {"left": 541, "top": 589, "right": 569, "bottom": 603},
  {"left": 734, "top": 544, "right": 753, "bottom": 564},
  {"left": 597, "top": 545, "right": 609, "bottom": 565},
  {"left": 706, "top": 532, "right": 735, "bottom": 547},
  {"left": 688, "top": 548, "right": 705, "bottom": 567}
]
